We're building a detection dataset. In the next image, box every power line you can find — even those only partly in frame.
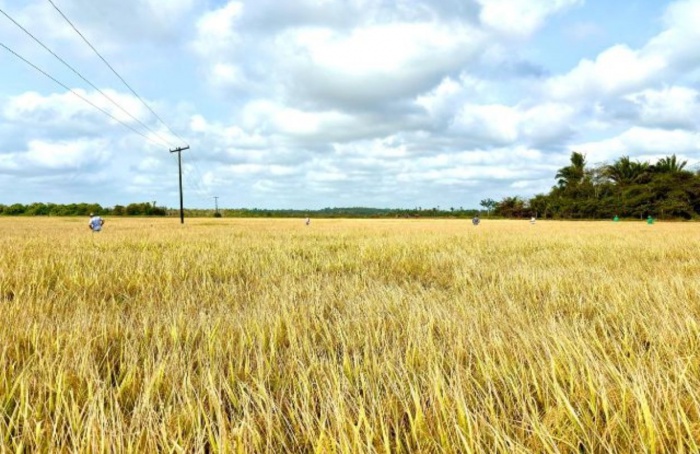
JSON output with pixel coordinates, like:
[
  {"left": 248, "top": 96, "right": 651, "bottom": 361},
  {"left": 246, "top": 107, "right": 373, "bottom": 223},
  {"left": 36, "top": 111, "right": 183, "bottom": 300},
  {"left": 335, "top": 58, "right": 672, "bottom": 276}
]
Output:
[
  {"left": 45, "top": 0, "right": 212, "bottom": 197},
  {"left": 2, "top": 2, "right": 210, "bottom": 200},
  {"left": 0, "top": 41, "right": 170, "bottom": 149},
  {"left": 0, "top": 6, "right": 174, "bottom": 149},
  {"left": 182, "top": 153, "right": 214, "bottom": 197},
  {"left": 46, "top": 0, "right": 189, "bottom": 147}
]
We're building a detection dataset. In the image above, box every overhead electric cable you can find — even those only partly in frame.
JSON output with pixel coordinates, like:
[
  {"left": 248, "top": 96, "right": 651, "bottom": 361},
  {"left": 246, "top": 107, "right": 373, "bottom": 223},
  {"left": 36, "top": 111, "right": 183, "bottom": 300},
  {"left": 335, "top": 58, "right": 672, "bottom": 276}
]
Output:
[
  {"left": 45, "top": 0, "right": 215, "bottom": 205},
  {"left": 0, "top": 6, "right": 174, "bottom": 149},
  {"left": 0, "top": 41, "right": 171, "bottom": 149},
  {"left": 46, "top": 0, "right": 213, "bottom": 198},
  {"left": 46, "top": 0, "right": 189, "bottom": 146}
]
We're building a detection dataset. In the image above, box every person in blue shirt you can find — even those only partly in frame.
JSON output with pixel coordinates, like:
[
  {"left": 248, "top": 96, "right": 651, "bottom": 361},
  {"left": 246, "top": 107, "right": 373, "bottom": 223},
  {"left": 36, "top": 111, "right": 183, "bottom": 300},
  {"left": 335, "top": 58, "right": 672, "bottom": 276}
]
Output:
[{"left": 89, "top": 213, "right": 105, "bottom": 232}]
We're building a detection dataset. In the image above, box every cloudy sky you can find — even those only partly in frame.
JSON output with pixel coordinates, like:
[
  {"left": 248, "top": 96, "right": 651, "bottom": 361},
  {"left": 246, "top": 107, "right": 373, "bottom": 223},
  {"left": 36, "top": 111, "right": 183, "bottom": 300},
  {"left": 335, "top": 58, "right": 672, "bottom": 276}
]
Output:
[{"left": 1, "top": 0, "right": 699, "bottom": 209}]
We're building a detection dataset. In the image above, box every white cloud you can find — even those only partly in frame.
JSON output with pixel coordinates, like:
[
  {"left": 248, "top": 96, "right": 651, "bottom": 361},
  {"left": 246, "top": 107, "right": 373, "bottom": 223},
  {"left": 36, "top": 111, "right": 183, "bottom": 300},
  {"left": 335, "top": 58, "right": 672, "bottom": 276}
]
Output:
[
  {"left": 267, "top": 22, "right": 486, "bottom": 111},
  {"left": 648, "top": 0, "right": 700, "bottom": 70},
  {"left": 7, "top": 0, "right": 200, "bottom": 57},
  {"left": 520, "top": 103, "right": 577, "bottom": 145},
  {"left": 626, "top": 86, "right": 700, "bottom": 129},
  {"left": 4, "top": 90, "right": 154, "bottom": 133},
  {"left": 452, "top": 104, "right": 521, "bottom": 144},
  {"left": 4, "top": 0, "right": 700, "bottom": 209},
  {"left": 221, "top": 163, "right": 298, "bottom": 177},
  {"left": 416, "top": 75, "right": 491, "bottom": 122},
  {"left": 545, "top": 0, "right": 700, "bottom": 105},
  {"left": 288, "top": 22, "right": 478, "bottom": 75},
  {"left": 239, "top": 101, "right": 358, "bottom": 137},
  {"left": 575, "top": 127, "right": 700, "bottom": 163},
  {"left": 191, "top": 1, "right": 244, "bottom": 57},
  {"left": 189, "top": 114, "right": 268, "bottom": 149},
  {"left": 190, "top": 1, "right": 488, "bottom": 107},
  {"left": 0, "top": 138, "right": 110, "bottom": 173},
  {"left": 450, "top": 102, "right": 576, "bottom": 147},
  {"left": 547, "top": 45, "right": 667, "bottom": 101},
  {"left": 476, "top": 0, "right": 583, "bottom": 36}
]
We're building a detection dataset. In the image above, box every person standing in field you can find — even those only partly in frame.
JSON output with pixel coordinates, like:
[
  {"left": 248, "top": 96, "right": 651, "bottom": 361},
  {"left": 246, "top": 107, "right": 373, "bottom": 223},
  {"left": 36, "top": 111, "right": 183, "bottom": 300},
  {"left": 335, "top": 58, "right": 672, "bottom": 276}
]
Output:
[
  {"left": 89, "top": 213, "right": 105, "bottom": 232},
  {"left": 305, "top": 217, "right": 311, "bottom": 226},
  {"left": 472, "top": 215, "right": 480, "bottom": 226}
]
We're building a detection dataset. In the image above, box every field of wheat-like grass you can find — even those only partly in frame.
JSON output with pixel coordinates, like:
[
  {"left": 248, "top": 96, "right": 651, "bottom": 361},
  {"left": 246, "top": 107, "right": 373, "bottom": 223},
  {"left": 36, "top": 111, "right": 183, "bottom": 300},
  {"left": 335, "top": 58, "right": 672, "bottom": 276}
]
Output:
[{"left": 1, "top": 217, "right": 699, "bottom": 453}]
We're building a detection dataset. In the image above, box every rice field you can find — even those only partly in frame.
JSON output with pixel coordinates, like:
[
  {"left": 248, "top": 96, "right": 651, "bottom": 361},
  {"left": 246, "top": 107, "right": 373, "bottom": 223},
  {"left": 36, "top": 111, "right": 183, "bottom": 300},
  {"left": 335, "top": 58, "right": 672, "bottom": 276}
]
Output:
[{"left": 1, "top": 216, "right": 699, "bottom": 453}]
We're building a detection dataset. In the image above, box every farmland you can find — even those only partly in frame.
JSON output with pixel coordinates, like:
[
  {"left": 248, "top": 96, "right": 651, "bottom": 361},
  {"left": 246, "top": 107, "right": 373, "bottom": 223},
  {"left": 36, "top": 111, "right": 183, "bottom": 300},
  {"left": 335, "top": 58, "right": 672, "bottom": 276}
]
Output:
[{"left": 1, "top": 217, "right": 699, "bottom": 452}]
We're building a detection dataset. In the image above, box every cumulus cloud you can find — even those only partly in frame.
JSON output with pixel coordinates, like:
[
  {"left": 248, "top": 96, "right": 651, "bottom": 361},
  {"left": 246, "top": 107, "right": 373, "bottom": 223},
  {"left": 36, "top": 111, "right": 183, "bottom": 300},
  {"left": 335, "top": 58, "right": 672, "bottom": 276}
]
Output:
[
  {"left": 626, "top": 86, "right": 700, "bottom": 130},
  {"left": 0, "top": 138, "right": 109, "bottom": 177},
  {"left": 647, "top": 0, "right": 700, "bottom": 71},
  {"left": 191, "top": 1, "right": 243, "bottom": 58},
  {"left": 476, "top": 0, "right": 583, "bottom": 36},
  {"left": 546, "top": 45, "right": 668, "bottom": 101},
  {"left": 2, "top": 0, "right": 700, "bottom": 209},
  {"left": 574, "top": 127, "right": 700, "bottom": 163},
  {"left": 448, "top": 101, "right": 576, "bottom": 149},
  {"left": 191, "top": 3, "right": 488, "bottom": 110}
]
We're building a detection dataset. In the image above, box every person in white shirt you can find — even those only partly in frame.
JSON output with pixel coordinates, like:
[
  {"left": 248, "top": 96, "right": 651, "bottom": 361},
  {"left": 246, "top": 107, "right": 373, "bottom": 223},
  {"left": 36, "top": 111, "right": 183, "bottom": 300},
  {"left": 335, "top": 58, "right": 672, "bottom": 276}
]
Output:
[{"left": 89, "top": 213, "right": 105, "bottom": 232}]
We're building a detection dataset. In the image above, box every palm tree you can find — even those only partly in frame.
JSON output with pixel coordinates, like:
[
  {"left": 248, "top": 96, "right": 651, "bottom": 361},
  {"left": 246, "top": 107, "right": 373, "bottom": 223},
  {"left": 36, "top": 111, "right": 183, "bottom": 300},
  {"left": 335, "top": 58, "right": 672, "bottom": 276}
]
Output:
[
  {"left": 604, "top": 156, "right": 649, "bottom": 186},
  {"left": 556, "top": 151, "right": 587, "bottom": 189},
  {"left": 653, "top": 154, "right": 687, "bottom": 173}
]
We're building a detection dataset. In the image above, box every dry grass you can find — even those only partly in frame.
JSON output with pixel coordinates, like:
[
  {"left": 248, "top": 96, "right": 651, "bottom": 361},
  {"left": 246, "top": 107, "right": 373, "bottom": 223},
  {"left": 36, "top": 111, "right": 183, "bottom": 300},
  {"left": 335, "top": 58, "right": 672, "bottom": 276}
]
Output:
[{"left": 1, "top": 217, "right": 699, "bottom": 453}]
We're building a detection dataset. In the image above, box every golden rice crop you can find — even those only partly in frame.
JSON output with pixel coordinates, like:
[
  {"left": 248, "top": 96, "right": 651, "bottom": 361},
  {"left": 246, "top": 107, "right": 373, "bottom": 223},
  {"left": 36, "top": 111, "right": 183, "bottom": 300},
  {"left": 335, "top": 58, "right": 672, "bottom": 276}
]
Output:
[{"left": 0, "top": 217, "right": 699, "bottom": 453}]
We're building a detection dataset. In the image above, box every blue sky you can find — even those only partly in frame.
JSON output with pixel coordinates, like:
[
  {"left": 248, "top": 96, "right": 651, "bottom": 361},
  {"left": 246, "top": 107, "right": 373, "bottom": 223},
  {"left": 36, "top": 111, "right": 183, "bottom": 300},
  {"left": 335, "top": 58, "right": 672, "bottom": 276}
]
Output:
[{"left": 1, "top": 0, "right": 699, "bottom": 210}]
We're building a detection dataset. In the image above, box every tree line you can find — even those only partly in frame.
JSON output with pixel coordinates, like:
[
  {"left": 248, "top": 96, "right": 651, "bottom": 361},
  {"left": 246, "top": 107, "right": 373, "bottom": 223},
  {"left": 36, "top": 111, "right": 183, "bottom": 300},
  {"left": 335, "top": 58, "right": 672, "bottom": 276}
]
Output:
[
  {"left": 491, "top": 152, "right": 700, "bottom": 220},
  {"left": 219, "top": 207, "right": 481, "bottom": 218},
  {"left": 0, "top": 202, "right": 167, "bottom": 217},
  {"left": 0, "top": 203, "right": 482, "bottom": 218},
  {"left": 6, "top": 152, "right": 698, "bottom": 221}
]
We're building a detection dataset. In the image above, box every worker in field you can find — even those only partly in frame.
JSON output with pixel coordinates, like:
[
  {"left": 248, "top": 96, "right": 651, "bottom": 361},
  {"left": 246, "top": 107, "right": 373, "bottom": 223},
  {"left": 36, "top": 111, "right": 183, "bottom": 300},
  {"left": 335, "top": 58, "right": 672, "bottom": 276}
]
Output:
[
  {"left": 305, "top": 217, "right": 311, "bottom": 226},
  {"left": 472, "top": 215, "right": 480, "bottom": 226},
  {"left": 89, "top": 213, "right": 105, "bottom": 232}
]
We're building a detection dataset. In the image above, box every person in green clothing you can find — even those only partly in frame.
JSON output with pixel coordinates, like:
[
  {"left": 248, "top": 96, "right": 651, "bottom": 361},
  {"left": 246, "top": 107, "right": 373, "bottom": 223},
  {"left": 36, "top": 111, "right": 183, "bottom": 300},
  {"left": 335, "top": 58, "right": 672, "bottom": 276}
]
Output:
[
  {"left": 646, "top": 215, "right": 654, "bottom": 225},
  {"left": 613, "top": 215, "right": 619, "bottom": 222}
]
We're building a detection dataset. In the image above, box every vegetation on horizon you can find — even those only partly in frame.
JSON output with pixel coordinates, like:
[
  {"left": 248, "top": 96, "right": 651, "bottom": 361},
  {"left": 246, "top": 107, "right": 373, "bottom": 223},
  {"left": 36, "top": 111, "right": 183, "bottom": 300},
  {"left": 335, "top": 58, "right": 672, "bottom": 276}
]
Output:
[
  {"left": 495, "top": 153, "right": 700, "bottom": 220},
  {"left": 0, "top": 202, "right": 481, "bottom": 219},
  {"left": 1, "top": 217, "right": 699, "bottom": 452},
  {"left": 3, "top": 153, "right": 699, "bottom": 221}
]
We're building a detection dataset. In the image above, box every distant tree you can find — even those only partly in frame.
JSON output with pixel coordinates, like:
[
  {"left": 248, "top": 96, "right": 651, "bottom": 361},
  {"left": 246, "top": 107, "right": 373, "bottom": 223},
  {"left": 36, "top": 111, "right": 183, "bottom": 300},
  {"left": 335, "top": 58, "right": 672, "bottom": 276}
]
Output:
[
  {"left": 604, "top": 156, "right": 650, "bottom": 186},
  {"left": 479, "top": 198, "right": 497, "bottom": 217},
  {"left": 556, "top": 151, "right": 587, "bottom": 190},
  {"left": 5, "top": 203, "right": 25, "bottom": 215},
  {"left": 529, "top": 194, "right": 551, "bottom": 219},
  {"left": 653, "top": 154, "right": 687, "bottom": 174},
  {"left": 495, "top": 196, "right": 528, "bottom": 218},
  {"left": 125, "top": 203, "right": 142, "bottom": 215},
  {"left": 26, "top": 203, "right": 49, "bottom": 216}
]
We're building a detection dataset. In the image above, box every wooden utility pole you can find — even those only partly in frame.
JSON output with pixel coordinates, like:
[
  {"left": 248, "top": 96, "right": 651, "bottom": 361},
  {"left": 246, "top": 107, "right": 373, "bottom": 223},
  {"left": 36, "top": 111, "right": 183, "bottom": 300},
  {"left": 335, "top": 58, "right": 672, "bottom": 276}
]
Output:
[{"left": 170, "top": 145, "right": 190, "bottom": 224}]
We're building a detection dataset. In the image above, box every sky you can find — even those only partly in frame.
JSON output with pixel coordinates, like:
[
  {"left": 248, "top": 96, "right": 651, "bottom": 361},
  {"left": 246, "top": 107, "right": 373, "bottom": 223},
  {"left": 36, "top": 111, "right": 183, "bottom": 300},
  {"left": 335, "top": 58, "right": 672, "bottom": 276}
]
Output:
[{"left": 1, "top": 0, "right": 699, "bottom": 210}]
